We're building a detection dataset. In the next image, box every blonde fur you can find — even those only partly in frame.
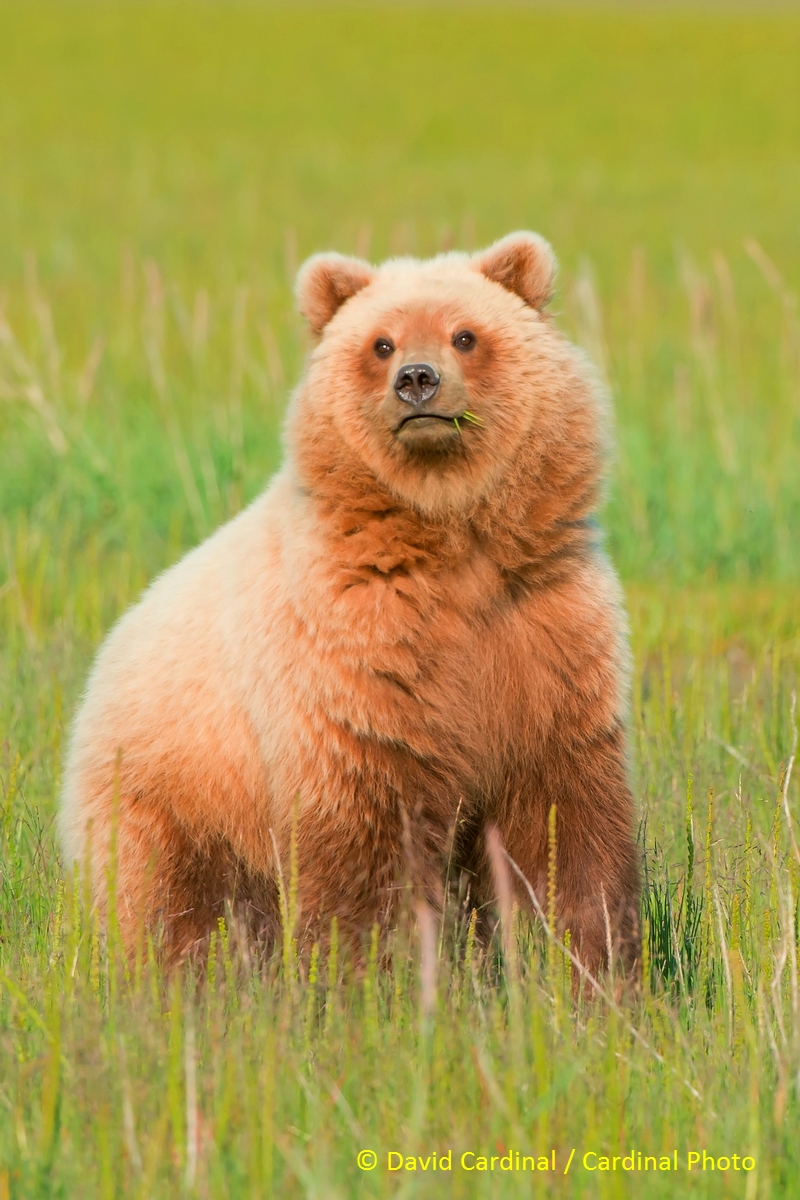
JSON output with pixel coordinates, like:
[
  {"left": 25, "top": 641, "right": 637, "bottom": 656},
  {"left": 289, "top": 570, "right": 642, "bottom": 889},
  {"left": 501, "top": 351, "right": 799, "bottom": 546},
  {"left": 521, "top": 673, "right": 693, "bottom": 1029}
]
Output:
[{"left": 60, "top": 233, "right": 640, "bottom": 971}]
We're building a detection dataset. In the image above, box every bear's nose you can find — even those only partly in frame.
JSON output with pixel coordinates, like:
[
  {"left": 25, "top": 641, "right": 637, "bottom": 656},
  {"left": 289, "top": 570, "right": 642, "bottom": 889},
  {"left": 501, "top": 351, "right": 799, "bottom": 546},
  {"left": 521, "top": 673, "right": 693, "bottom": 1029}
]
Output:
[{"left": 393, "top": 362, "right": 441, "bottom": 407}]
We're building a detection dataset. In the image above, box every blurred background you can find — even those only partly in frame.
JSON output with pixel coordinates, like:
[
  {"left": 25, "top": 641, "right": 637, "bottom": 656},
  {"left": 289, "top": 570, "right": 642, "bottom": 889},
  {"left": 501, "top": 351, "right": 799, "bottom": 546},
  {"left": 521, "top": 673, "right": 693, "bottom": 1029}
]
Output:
[{"left": 2, "top": 1, "right": 798, "bottom": 599}]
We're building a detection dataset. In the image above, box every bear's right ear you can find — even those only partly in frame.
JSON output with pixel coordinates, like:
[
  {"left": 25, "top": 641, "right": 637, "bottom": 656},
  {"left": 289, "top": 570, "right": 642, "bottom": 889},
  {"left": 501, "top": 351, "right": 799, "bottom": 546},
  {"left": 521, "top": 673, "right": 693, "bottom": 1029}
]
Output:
[
  {"left": 295, "top": 253, "right": 375, "bottom": 335},
  {"left": 474, "top": 231, "right": 557, "bottom": 311}
]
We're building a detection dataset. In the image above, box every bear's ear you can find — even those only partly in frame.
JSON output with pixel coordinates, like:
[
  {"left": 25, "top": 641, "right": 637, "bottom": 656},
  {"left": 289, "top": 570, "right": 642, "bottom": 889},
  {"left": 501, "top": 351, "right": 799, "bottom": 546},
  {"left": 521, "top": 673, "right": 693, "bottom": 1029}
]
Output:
[
  {"left": 295, "top": 252, "right": 375, "bottom": 335},
  {"left": 474, "top": 231, "right": 557, "bottom": 310}
]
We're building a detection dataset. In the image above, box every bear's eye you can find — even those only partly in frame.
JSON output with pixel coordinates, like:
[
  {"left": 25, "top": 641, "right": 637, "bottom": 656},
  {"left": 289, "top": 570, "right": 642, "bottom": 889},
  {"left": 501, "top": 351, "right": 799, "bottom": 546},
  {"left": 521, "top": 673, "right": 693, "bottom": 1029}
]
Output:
[
  {"left": 374, "top": 338, "right": 395, "bottom": 359},
  {"left": 453, "top": 330, "right": 477, "bottom": 352}
]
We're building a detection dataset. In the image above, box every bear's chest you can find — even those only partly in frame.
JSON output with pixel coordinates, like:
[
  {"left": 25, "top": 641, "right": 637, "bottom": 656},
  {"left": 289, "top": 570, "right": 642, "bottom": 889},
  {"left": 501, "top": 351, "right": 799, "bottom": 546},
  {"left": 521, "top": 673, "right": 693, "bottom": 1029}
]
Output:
[
  {"left": 269, "top": 504, "right": 561, "bottom": 770},
  {"left": 294, "top": 556, "right": 541, "bottom": 757}
]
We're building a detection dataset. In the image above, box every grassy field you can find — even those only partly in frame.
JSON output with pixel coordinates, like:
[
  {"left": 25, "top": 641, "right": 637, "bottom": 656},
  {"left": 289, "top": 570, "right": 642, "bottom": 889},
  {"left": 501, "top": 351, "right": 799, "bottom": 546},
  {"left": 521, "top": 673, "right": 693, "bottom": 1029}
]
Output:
[{"left": 1, "top": 3, "right": 800, "bottom": 1196}]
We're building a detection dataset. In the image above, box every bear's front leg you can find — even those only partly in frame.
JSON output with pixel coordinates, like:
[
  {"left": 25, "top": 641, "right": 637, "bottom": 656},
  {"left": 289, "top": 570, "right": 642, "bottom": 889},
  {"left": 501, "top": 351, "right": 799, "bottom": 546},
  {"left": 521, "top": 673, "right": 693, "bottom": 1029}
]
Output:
[
  {"left": 493, "top": 721, "right": 641, "bottom": 982},
  {"left": 287, "top": 758, "right": 457, "bottom": 957}
]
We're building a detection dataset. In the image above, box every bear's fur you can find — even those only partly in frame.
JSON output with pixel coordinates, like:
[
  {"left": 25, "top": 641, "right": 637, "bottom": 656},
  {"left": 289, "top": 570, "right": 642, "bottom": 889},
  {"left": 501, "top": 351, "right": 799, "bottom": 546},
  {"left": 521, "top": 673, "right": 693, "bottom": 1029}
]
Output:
[{"left": 59, "top": 232, "right": 640, "bottom": 974}]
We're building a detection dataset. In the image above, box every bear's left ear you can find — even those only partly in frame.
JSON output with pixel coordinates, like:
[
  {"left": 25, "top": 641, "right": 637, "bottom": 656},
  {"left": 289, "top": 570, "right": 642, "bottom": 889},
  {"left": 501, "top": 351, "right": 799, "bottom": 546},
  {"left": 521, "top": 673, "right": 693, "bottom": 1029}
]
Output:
[
  {"left": 474, "top": 231, "right": 557, "bottom": 311},
  {"left": 295, "top": 252, "right": 375, "bottom": 335}
]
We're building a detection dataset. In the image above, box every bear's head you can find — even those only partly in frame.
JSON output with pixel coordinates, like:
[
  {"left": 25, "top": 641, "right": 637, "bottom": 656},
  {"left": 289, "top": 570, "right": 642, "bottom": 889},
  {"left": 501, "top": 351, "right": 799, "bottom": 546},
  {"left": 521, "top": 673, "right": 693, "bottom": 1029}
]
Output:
[{"left": 288, "top": 232, "right": 606, "bottom": 523}]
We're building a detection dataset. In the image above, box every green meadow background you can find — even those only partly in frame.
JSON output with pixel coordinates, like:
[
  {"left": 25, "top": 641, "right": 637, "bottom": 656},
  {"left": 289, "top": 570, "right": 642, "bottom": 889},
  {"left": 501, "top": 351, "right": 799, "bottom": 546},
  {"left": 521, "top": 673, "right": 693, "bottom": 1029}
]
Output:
[{"left": 1, "top": 3, "right": 799, "bottom": 1197}]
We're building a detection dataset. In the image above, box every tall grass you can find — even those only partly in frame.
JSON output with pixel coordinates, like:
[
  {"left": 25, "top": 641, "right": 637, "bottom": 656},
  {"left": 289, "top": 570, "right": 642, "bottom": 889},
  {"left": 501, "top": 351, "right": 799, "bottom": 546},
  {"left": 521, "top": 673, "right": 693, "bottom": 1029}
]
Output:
[
  {"left": 1, "top": 658, "right": 799, "bottom": 1196},
  {"left": 1, "top": 4, "right": 800, "bottom": 1197}
]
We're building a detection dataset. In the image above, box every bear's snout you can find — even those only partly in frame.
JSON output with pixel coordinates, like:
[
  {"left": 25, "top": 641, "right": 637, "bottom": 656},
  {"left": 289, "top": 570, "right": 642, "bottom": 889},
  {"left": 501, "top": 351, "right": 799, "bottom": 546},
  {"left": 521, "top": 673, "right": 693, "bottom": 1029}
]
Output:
[{"left": 393, "top": 362, "right": 441, "bottom": 407}]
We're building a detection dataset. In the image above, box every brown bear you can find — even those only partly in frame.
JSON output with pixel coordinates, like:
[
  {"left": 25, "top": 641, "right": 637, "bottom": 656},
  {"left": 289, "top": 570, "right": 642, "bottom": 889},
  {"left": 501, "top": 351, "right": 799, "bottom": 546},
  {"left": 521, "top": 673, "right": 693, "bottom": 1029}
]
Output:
[{"left": 59, "top": 232, "right": 640, "bottom": 976}]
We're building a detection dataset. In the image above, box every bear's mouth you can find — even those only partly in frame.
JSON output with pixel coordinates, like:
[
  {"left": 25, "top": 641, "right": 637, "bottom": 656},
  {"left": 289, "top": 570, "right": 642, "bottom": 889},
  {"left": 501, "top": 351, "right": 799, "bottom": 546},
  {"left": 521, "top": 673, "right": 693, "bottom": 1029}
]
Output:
[{"left": 397, "top": 413, "right": 459, "bottom": 430}]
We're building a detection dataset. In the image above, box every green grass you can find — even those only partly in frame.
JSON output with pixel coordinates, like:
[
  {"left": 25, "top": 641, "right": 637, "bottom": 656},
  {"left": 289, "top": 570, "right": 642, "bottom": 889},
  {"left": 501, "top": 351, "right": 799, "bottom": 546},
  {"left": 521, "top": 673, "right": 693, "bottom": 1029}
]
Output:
[{"left": 1, "top": 3, "right": 800, "bottom": 1196}]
